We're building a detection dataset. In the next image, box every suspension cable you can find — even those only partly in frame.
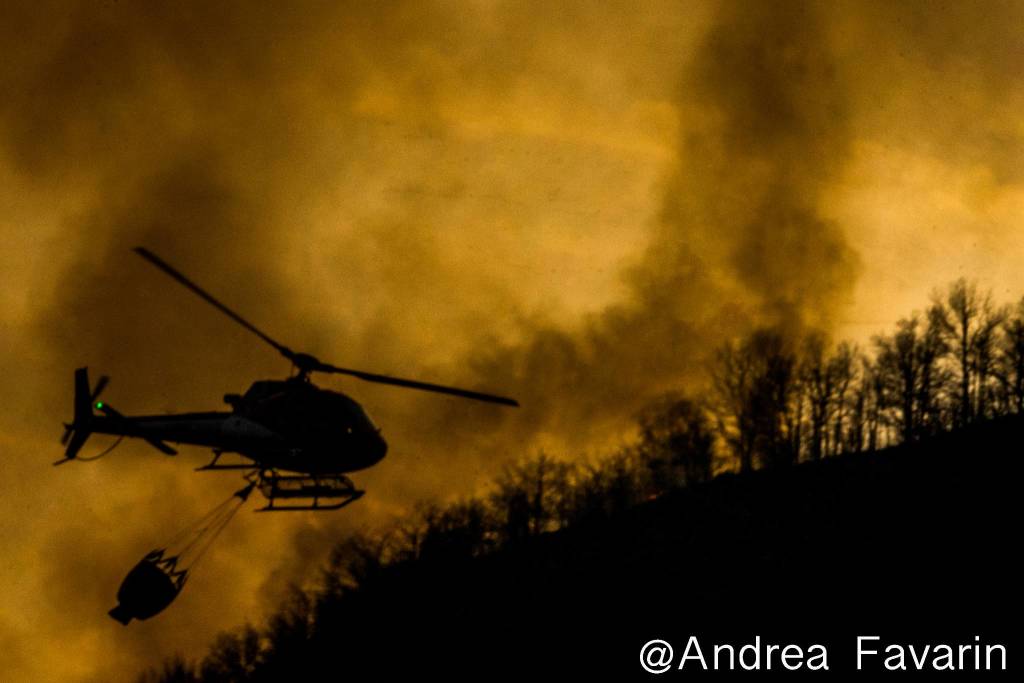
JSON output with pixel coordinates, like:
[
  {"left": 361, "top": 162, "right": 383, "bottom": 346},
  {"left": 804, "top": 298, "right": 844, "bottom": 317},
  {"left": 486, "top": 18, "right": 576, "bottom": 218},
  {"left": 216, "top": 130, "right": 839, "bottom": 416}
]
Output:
[
  {"left": 164, "top": 493, "right": 240, "bottom": 550},
  {"left": 174, "top": 502, "right": 239, "bottom": 561},
  {"left": 185, "top": 500, "right": 246, "bottom": 570},
  {"left": 164, "top": 480, "right": 257, "bottom": 570}
]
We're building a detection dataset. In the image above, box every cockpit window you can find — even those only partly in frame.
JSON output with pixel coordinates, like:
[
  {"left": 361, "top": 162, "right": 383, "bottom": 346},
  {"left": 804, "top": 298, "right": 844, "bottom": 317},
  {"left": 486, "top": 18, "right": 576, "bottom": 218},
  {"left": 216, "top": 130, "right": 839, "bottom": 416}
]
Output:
[
  {"left": 243, "top": 383, "right": 378, "bottom": 440},
  {"left": 332, "top": 393, "right": 379, "bottom": 431}
]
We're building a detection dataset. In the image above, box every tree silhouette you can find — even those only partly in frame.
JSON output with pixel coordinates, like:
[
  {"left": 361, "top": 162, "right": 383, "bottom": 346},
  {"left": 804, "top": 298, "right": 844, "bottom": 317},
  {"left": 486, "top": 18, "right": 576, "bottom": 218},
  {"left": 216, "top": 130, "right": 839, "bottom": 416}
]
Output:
[
  {"left": 930, "top": 279, "right": 1005, "bottom": 426},
  {"left": 844, "top": 352, "right": 879, "bottom": 454},
  {"left": 490, "top": 453, "right": 578, "bottom": 542},
  {"left": 419, "top": 500, "right": 491, "bottom": 561},
  {"left": 198, "top": 626, "right": 262, "bottom": 683},
  {"left": 637, "top": 393, "right": 715, "bottom": 488},
  {"left": 712, "top": 329, "right": 799, "bottom": 471},
  {"left": 873, "top": 314, "right": 947, "bottom": 443},
  {"left": 995, "top": 296, "right": 1024, "bottom": 414},
  {"left": 801, "top": 336, "right": 857, "bottom": 460}
]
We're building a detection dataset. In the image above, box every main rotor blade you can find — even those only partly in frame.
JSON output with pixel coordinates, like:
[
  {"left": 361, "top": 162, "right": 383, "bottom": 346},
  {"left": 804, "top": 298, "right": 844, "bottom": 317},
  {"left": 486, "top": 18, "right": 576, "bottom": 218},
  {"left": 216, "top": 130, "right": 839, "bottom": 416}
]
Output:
[
  {"left": 135, "top": 246, "right": 518, "bottom": 407},
  {"left": 134, "top": 247, "right": 293, "bottom": 358},
  {"left": 316, "top": 362, "right": 519, "bottom": 406}
]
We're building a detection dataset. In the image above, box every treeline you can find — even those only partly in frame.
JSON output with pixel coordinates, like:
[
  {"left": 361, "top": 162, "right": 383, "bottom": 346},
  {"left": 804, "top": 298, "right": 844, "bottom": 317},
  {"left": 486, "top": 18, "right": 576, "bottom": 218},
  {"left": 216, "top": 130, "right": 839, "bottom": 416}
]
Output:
[
  {"left": 139, "top": 278, "right": 1024, "bottom": 683},
  {"left": 713, "top": 278, "right": 1024, "bottom": 473}
]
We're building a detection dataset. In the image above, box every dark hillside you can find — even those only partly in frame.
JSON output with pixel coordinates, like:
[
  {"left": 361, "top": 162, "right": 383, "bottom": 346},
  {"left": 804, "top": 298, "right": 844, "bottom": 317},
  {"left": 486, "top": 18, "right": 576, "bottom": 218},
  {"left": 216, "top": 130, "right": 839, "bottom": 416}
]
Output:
[{"left": 239, "top": 417, "right": 1020, "bottom": 679}]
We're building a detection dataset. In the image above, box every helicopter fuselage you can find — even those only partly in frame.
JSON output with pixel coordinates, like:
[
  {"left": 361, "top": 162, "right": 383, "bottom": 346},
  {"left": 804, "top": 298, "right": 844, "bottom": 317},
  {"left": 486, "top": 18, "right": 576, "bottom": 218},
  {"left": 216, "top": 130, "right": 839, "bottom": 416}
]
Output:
[
  {"left": 87, "top": 379, "right": 388, "bottom": 474},
  {"left": 59, "top": 248, "right": 515, "bottom": 514}
]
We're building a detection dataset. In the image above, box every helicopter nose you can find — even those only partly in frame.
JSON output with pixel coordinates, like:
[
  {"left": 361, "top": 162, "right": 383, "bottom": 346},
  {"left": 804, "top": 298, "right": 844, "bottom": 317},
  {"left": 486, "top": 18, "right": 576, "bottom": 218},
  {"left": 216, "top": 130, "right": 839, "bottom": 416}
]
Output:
[{"left": 368, "top": 431, "right": 388, "bottom": 464}]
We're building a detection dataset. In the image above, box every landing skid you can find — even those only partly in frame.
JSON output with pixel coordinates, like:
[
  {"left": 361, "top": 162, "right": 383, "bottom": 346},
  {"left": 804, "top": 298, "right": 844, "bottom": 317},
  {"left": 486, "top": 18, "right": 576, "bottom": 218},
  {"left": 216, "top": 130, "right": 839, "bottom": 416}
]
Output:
[
  {"left": 197, "top": 453, "right": 366, "bottom": 512},
  {"left": 255, "top": 472, "right": 365, "bottom": 512}
]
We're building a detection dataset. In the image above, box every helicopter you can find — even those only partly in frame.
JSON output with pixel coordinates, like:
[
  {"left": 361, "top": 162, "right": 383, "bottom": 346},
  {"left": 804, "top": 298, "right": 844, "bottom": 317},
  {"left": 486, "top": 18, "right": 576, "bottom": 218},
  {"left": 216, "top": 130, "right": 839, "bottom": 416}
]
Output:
[{"left": 58, "top": 247, "right": 519, "bottom": 512}]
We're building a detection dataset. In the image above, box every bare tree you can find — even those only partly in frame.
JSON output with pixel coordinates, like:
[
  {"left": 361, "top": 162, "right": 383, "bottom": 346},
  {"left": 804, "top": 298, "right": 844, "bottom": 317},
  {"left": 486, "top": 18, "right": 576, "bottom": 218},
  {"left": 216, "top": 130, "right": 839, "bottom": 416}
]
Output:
[
  {"left": 711, "top": 328, "right": 799, "bottom": 472},
  {"left": 861, "top": 355, "right": 886, "bottom": 450},
  {"left": 930, "top": 279, "right": 1005, "bottom": 426},
  {"left": 873, "top": 314, "right": 947, "bottom": 442},
  {"left": 801, "top": 334, "right": 831, "bottom": 461},
  {"left": 489, "top": 454, "right": 576, "bottom": 543},
  {"left": 877, "top": 317, "right": 916, "bottom": 442},
  {"left": 995, "top": 296, "right": 1024, "bottom": 415},
  {"left": 712, "top": 337, "right": 757, "bottom": 473},
  {"left": 199, "top": 626, "right": 262, "bottom": 683},
  {"left": 801, "top": 336, "right": 856, "bottom": 460},
  {"left": 637, "top": 393, "right": 715, "bottom": 489},
  {"left": 916, "top": 309, "right": 950, "bottom": 435},
  {"left": 258, "top": 586, "right": 315, "bottom": 677},
  {"left": 419, "top": 500, "right": 490, "bottom": 560},
  {"left": 562, "top": 449, "right": 649, "bottom": 522},
  {"left": 828, "top": 343, "right": 857, "bottom": 457},
  {"left": 844, "top": 350, "right": 881, "bottom": 454}
]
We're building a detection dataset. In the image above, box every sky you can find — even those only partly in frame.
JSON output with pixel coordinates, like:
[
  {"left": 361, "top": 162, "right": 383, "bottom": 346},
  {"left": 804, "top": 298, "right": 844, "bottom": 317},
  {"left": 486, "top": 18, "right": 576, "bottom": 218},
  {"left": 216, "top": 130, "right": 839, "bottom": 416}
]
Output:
[{"left": 1, "top": 1, "right": 1022, "bottom": 680}]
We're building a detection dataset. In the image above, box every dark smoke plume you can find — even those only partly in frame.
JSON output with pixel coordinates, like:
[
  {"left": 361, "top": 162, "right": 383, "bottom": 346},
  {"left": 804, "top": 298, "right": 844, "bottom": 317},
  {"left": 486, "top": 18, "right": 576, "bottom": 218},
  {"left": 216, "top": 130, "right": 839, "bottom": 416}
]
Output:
[{"left": 439, "top": 0, "right": 861, "bottom": 450}]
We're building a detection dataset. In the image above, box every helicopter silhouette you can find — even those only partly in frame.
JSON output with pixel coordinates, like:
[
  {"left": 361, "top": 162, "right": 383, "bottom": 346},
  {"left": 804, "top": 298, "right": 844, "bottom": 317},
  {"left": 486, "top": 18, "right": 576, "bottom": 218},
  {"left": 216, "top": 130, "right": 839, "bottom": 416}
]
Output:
[{"left": 58, "top": 247, "right": 518, "bottom": 511}]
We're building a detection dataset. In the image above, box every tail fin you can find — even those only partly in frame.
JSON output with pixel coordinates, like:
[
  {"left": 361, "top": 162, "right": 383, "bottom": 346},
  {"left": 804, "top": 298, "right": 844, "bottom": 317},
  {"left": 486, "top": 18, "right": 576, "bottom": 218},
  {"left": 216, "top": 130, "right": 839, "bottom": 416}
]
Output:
[
  {"left": 59, "top": 368, "right": 95, "bottom": 463},
  {"left": 57, "top": 371, "right": 175, "bottom": 463}
]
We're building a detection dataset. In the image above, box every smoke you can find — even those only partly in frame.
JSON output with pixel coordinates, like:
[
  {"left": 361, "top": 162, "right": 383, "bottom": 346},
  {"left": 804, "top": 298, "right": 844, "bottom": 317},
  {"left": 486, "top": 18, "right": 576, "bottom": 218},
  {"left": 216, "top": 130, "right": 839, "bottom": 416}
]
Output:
[
  {"left": 1, "top": 1, "right": 1022, "bottom": 681},
  {"left": 435, "top": 0, "right": 861, "bottom": 452},
  {"left": 684, "top": 1, "right": 859, "bottom": 328}
]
